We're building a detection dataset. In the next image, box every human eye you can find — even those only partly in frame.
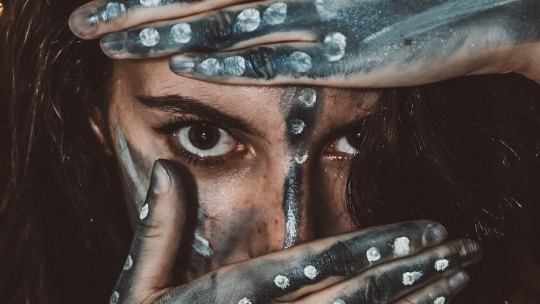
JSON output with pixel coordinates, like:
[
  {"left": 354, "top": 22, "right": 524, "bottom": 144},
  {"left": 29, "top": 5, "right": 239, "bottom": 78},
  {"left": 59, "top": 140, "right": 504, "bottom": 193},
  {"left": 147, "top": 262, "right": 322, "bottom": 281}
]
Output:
[
  {"left": 156, "top": 117, "right": 247, "bottom": 167},
  {"left": 323, "top": 130, "right": 361, "bottom": 160}
]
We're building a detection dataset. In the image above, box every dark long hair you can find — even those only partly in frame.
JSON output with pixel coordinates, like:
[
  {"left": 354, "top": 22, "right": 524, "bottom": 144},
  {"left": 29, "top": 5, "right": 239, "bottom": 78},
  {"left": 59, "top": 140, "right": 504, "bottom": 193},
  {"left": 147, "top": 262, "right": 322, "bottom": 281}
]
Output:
[{"left": 1, "top": 0, "right": 539, "bottom": 303}]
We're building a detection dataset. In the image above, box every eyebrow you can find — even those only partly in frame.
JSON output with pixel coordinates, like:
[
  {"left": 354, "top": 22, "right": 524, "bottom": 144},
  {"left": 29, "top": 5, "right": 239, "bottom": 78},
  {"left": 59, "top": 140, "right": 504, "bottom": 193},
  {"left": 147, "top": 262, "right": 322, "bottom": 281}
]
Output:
[{"left": 135, "top": 94, "right": 262, "bottom": 137}]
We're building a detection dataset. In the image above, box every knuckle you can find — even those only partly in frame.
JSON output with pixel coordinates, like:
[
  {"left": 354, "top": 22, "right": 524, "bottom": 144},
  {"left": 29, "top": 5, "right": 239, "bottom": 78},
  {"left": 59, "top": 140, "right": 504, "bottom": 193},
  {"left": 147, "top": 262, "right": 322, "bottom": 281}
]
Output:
[
  {"left": 202, "top": 11, "right": 235, "bottom": 49},
  {"left": 245, "top": 47, "right": 278, "bottom": 80}
]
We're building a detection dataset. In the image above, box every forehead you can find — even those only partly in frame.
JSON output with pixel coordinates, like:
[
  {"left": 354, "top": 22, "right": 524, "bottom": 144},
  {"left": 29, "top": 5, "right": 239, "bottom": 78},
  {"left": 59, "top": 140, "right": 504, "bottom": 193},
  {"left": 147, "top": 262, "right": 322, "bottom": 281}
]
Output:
[{"left": 113, "top": 58, "right": 375, "bottom": 122}]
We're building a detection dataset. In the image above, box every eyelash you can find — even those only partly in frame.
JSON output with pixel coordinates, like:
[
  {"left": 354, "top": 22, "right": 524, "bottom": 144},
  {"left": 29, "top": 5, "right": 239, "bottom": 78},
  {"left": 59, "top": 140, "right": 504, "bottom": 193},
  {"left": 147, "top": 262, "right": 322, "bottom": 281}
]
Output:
[{"left": 155, "top": 116, "right": 234, "bottom": 168}]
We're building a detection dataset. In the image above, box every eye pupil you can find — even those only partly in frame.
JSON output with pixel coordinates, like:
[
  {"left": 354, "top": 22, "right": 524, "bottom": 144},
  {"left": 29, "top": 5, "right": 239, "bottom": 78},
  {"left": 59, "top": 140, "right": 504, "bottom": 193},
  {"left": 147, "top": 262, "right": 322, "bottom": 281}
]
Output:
[{"left": 188, "top": 123, "right": 220, "bottom": 150}]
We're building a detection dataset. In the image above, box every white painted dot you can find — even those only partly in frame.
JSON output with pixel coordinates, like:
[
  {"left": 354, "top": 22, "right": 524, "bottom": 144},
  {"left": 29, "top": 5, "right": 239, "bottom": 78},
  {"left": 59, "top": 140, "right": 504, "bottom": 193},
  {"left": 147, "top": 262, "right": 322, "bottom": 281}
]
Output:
[
  {"left": 199, "top": 58, "right": 222, "bottom": 76},
  {"left": 101, "top": 2, "right": 126, "bottom": 21},
  {"left": 434, "top": 259, "right": 450, "bottom": 272},
  {"left": 236, "top": 8, "right": 261, "bottom": 32},
  {"left": 393, "top": 237, "right": 411, "bottom": 257},
  {"left": 274, "top": 275, "right": 290, "bottom": 289},
  {"left": 402, "top": 271, "right": 423, "bottom": 285},
  {"left": 289, "top": 52, "right": 312, "bottom": 73},
  {"left": 333, "top": 299, "right": 346, "bottom": 304},
  {"left": 171, "top": 23, "right": 192, "bottom": 43},
  {"left": 303, "top": 265, "right": 319, "bottom": 279},
  {"left": 324, "top": 32, "right": 347, "bottom": 62},
  {"left": 140, "top": 203, "right": 149, "bottom": 220},
  {"left": 238, "top": 298, "right": 252, "bottom": 304},
  {"left": 434, "top": 297, "right": 446, "bottom": 304},
  {"left": 139, "top": 28, "right": 160, "bottom": 47},
  {"left": 224, "top": 56, "right": 247, "bottom": 76},
  {"left": 263, "top": 3, "right": 288, "bottom": 25},
  {"left": 140, "top": 0, "right": 160, "bottom": 7},
  {"left": 366, "top": 247, "right": 381, "bottom": 262},
  {"left": 123, "top": 255, "right": 133, "bottom": 270},
  {"left": 298, "top": 88, "right": 317, "bottom": 107},
  {"left": 315, "top": 0, "right": 341, "bottom": 19},
  {"left": 110, "top": 291, "right": 119, "bottom": 304},
  {"left": 295, "top": 153, "right": 309, "bottom": 164},
  {"left": 289, "top": 119, "right": 306, "bottom": 135}
]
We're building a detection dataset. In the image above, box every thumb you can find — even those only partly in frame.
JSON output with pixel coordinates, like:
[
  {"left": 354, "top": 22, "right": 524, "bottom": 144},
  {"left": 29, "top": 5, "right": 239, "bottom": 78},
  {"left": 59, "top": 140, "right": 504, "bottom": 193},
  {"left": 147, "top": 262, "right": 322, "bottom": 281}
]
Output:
[{"left": 111, "top": 159, "right": 188, "bottom": 304}]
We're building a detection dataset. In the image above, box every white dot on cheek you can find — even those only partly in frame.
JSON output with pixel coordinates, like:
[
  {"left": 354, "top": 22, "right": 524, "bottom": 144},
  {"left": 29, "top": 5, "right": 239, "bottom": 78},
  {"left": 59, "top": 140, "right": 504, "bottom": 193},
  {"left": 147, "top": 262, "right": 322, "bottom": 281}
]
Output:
[
  {"left": 303, "top": 265, "right": 319, "bottom": 279},
  {"left": 393, "top": 237, "right": 411, "bottom": 257},
  {"left": 434, "top": 297, "right": 446, "bottom": 304},
  {"left": 236, "top": 8, "right": 261, "bottom": 32},
  {"left": 274, "top": 275, "right": 290, "bottom": 289},
  {"left": 139, "top": 28, "right": 160, "bottom": 47},
  {"left": 366, "top": 247, "right": 381, "bottom": 262},
  {"left": 140, "top": 203, "right": 149, "bottom": 220}
]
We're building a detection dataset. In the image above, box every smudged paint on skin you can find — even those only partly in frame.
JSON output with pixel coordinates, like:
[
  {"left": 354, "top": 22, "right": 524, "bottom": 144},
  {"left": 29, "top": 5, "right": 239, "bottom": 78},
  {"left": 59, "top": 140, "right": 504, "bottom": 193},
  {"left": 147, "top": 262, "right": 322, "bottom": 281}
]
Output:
[
  {"left": 263, "top": 3, "right": 288, "bottom": 25},
  {"left": 282, "top": 165, "right": 302, "bottom": 249},
  {"left": 238, "top": 298, "right": 252, "bottom": 304},
  {"left": 123, "top": 255, "right": 133, "bottom": 271},
  {"left": 434, "top": 297, "right": 446, "bottom": 304},
  {"left": 140, "top": 203, "right": 149, "bottom": 220},
  {"left": 434, "top": 259, "right": 449, "bottom": 271},
  {"left": 110, "top": 291, "right": 119, "bottom": 304},
  {"left": 303, "top": 265, "right": 319, "bottom": 279},
  {"left": 116, "top": 124, "right": 146, "bottom": 209},
  {"left": 393, "top": 237, "right": 411, "bottom": 257},
  {"left": 274, "top": 275, "right": 290, "bottom": 289},
  {"left": 402, "top": 271, "right": 423, "bottom": 285},
  {"left": 366, "top": 247, "right": 381, "bottom": 262},
  {"left": 140, "top": 28, "right": 160, "bottom": 47},
  {"left": 193, "top": 232, "right": 214, "bottom": 258}
]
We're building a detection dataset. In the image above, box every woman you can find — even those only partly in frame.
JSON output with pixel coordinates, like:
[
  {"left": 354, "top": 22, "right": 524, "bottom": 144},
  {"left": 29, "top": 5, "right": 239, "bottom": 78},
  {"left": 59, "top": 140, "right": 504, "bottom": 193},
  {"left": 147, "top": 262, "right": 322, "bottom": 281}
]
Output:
[{"left": 1, "top": 0, "right": 539, "bottom": 303}]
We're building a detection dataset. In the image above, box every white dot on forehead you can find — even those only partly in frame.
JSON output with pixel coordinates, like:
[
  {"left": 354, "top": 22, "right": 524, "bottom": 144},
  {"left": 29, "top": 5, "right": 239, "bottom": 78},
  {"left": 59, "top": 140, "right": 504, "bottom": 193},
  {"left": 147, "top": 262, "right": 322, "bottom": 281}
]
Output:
[
  {"left": 140, "top": 203, "right": 149, "bottom": 220},
  {"left": 199, "top": 58, "right": 222, "bottom": 76},
  {"left": 110, "top": 291, "right": 119, "bottom": 304},
  {"left": 333, "top": 299, "right": 346, "bottom": 304},
  {"left": 224, "top": 56, "right": 246, "bottom": 76},
  {"left": 402, "top": 271, "right": 423, "bottom": 285},
  {"left": 393, "top": 237, "right": 411, "bottom": 257},
  {"left": 366, "top": 247, "right": 381, "bottom": 262},
  {"left": 315, "top": 0, "right": 341, "bottom": 19},
  {"left": 123, "top": 255, "right": 133, "bottom": 270},
  {"left": 289, "top": 119, "right": 306, "bottom": 135},
  {"left": 324, "top": 32, "right": 347, "bottom": 62},
  {"left": 140, "top": 0, "right": 161, "bottom": 7},
  {"left": 170, "top": 23, "right": 192, "bottom": 44},
  {"left": 263, "top": 2, "right": 288, "bottom": 25},
  {"left": 434, "top": 297, "right": 446, "bottom": 304},
  {"left": 303, "top": 265, "right": 319, "bottom": 279},
  {"left": 289, "top": 52, "right": 312, "bottom": 73},
  {"left": 434, "top": 259, "right": 449, "bottom": 271},
  {"left": 298, "top": 88, "right": 317, "bottom": 107},
  {"left": 139, "top": 28, "right": 160, "bottom": 47},
  {"left": 101, "top": 2, "right": 126, "bottom": 21},
  {"left": 274, "top": 275, "right": 290, "bottom": 289},
  {"left": 238, "top": 298, "right": 252, "bottom": 304},
  {"left": 236, "top": 8, "right": 261, "bottom": 32}
]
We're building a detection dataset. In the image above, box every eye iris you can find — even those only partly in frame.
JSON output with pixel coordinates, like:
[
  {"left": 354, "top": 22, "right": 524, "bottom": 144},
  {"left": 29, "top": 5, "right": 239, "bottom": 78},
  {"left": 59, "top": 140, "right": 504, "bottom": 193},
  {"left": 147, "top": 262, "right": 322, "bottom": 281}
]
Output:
[{"left": 188, "top": 123, "right": 220, "bottom": 150}]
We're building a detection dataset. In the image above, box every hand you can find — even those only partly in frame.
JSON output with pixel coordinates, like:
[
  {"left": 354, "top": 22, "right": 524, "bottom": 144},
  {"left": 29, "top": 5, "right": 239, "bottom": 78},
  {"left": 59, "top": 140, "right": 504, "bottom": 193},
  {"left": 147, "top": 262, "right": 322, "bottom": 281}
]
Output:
[
  {"left": 70, "top": 0, "right": 540, "bottom": 87},
  {"left": 112, "top": 159, "right": 481, "bottom": 304}
]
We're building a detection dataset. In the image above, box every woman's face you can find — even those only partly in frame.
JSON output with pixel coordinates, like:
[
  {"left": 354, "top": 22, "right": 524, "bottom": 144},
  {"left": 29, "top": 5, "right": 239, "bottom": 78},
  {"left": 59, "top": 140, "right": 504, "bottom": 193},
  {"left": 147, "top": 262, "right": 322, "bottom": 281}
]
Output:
[{"left": 107, "top": 58, "right": 374, "bottom": 280}]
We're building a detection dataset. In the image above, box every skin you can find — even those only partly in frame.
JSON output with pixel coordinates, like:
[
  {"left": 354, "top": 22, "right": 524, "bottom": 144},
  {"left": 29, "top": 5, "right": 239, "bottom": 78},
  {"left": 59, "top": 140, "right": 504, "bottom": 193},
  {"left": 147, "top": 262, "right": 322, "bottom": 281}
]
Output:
[
  {"left": 70, "top": 0, "right": 540, "bottom": 86},
  {"left": 100, "top": 58, "right": 481, "bottom": 303}
]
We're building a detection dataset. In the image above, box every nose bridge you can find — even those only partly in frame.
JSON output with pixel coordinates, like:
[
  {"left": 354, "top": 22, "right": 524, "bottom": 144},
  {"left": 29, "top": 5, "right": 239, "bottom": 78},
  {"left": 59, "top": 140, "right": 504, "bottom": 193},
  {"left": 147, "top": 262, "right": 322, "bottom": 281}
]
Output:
[{"left": 279, "top": 86, "right": 323, "bottom": 248}]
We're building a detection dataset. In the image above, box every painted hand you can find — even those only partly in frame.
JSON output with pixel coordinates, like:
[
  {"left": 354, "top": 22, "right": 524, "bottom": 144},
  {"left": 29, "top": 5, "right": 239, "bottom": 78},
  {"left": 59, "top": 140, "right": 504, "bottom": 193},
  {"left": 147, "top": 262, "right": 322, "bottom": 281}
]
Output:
[
  {"left": 112, "top": 159, "right": 481, "bottom": 304},
  {"left": 70, "top": 0, "right": 540, "bottom": 86}
]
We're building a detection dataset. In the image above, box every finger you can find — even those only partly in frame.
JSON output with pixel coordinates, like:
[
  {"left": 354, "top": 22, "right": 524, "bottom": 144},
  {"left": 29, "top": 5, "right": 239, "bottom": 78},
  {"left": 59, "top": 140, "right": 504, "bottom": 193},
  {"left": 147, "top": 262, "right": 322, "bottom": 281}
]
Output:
[
  {"left": 295, "top": 239, "right": 481, "bottom": 304},
  {"left": 111, "top": 159, "right": 188, "bottom": 304},
  {"left": 394, "top": 271, "right": 469, "bottom": 304},
  {"left": 155, "top": 221, "right": 448, "bottom": 303},
  {"left": 98, "top": 1, "right": 319, "bottom": 59},
  {"left": 69, "top": 0, "right": 251, "bottom": 39}
]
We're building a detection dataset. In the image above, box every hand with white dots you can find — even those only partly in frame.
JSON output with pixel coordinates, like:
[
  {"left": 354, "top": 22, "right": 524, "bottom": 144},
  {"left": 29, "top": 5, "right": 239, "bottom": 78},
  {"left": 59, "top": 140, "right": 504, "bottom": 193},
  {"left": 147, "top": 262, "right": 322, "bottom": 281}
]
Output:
[
  {"left": 69, "top": 0, "right": 540, "bottom": 87},
  {"left": 111, "top": 159, "right": 481, "bottom": 304}
]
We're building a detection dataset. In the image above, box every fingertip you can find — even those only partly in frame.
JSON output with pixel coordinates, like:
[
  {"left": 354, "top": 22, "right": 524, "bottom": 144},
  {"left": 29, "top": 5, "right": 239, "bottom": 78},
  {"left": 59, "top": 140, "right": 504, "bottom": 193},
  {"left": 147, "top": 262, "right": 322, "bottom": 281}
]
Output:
[
  {"left": 100, "top": 32, "right": 127, "bottom": 58},
  {"left": 421, "top": 221, "right": 448, "bottom": 247},
  {"left": 170, "top": 55, "right": 196, "bottom": 75}
]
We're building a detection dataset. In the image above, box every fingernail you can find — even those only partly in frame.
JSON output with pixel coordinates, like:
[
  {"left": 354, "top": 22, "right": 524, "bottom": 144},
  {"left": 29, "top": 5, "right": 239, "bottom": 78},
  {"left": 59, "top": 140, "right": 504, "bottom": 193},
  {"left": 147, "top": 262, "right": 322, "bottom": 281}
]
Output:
[
  {"left": 448, "top": 271, "right": 469, "bottom": 291},
  {"left": 170, "top": 55, "right": 195, "bottom": 74},
  {"left": 151, "top": 161, "right": 171, "bottom": 195},
  {"left": 422, "top": 222, "right": 448, "bottom": 246},
  {"left": 69, "top": 6, "right": 99, "bottom": 37},
  {"left": 100, "top": 32, "right": 127, "bottom": 57},
  {"left": 459, "top": 240, "right": 483, "bottom": 266}
]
